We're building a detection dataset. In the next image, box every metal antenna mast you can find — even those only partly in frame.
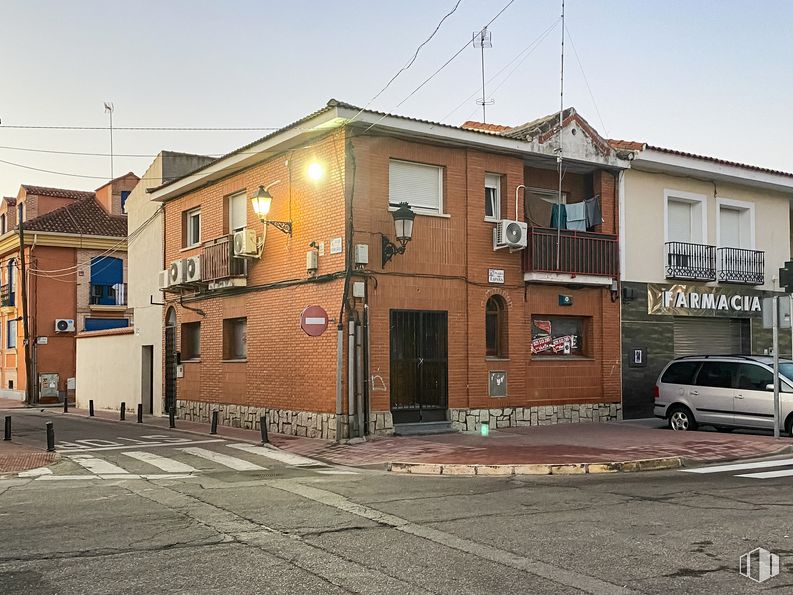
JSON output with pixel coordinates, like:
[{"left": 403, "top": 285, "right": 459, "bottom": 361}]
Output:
[
  {"left": 473, "top": 27, "right": 494, "bottom": 122},
  {"left": 104, "top": 102, "right": 114, "bottom": 180},
  {"left": 556, "top": 0, "right": 565, "bottom": 270}
]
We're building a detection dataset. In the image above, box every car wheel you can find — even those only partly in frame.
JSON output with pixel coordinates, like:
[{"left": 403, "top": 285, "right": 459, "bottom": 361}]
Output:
[
  {"left": 715, "top": 426, "right": 734, "bottom": 433},
  {"left": 785, "top": 414, "right": 793, "bottom": 437},
  {"left": 668, "top": 405, "right": 697, "bottom": 431}
]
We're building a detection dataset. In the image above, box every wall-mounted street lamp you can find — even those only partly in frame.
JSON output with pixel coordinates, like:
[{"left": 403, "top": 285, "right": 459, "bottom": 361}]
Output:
[
  {"left": 251, "top": 184, "right": 292, "bottom": 236},
  {"left": 381, "top": 202, "right": 415, "bottom": 268}
]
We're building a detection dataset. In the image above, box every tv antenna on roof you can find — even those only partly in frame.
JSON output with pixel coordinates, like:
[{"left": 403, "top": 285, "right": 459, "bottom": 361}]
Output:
[
  {"left": 473, "top": 27, "right": 494, "bottom": 123},
  {"left": 104, "top": 102, "right": 114, "bottom": 181}
]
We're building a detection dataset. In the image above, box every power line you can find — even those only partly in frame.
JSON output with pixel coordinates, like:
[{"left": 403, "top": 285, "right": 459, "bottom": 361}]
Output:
[
  {"left": 0, "top": 124, "right": 279, "bottom": 131},
  {"left": 564, "top": 24, "right": 609, "bottom": 137}
]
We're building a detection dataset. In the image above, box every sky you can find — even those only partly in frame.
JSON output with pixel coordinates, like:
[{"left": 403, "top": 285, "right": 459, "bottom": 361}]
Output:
[{"left": 1, "top": 0, "right": 792, "bottom": 198}]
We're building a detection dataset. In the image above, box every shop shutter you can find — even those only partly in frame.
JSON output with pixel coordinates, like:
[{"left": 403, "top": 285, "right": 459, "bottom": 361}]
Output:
[{"left": 673, "top": 318, "right": 745, "bottom": 356}]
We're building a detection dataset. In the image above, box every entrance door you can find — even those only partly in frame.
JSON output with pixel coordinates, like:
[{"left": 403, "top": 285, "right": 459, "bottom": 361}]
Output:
[
  {"left": 390, "top": 310, "right": 448, "bottom": 424},
  {"left": 142, "top": 345, "right": 154, "bottom": 414},
  {"left": 164, "top": 308, "right": 177, "bottom": 414}
]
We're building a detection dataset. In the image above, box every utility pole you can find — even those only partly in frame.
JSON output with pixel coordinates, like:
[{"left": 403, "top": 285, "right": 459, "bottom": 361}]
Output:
[
  {"left": 18, "top": 203, "right": 34, "bottom": 405},
  {"left": 473, "top": 28, "right": 494, "bottom": 123},
  {"left": 104, "top": 102, "right": 114, "bottom": 180}
]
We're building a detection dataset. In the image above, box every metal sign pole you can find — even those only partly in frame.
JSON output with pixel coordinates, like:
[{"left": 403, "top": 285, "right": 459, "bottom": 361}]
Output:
[{"left": 773, "top": 296, "right": 781, "bottom": 439}]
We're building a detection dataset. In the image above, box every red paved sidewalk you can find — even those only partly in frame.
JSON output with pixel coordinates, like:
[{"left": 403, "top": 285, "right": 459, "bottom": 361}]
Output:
[
  {"left": 270, "top": 423, "right": 793, "bottom": 468},
  {"left": 0, "top": 397, "right": 27, "bottom": 409}
]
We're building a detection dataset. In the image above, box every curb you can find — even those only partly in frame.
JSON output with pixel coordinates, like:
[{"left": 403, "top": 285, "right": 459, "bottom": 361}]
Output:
[{"left": 387, "top": 457, "right": 684, "bottom": 476}]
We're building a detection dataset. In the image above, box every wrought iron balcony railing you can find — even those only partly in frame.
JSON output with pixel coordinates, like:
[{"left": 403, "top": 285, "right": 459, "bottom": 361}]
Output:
[
  {"left": 0, "top": 284, "right": 14, "bottom": 307},
  {"left": 718, "top": 247, "right": 764, "bottom": 285},
  {"left": 664, "top": 242, "right": 716, "bottom": 281},
  {"left": 90, "top": 282, "right": 127, "bottom": 306},
  {"left": 522, "top": 227, "right": 619, "bottom": 277}
]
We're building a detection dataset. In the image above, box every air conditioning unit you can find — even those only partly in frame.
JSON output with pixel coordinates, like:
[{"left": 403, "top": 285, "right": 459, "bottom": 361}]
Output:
[
  {"left": 494, "top": 219, "right": 528, "bottom": 250},
  {"left": 55, "top": 319, "right": 75, "bottom": 333},
  {"left": 169, "top": 259, "right": 186, "bottom": 286},
  {"left": 233, "top": 229, "right": 259, "bottom": 257},
  {"left": 158, "top": 270, "right": 171, "bottom": 290},
  {"left": 184, "top": 255, "right": 201, "bottom": 283}
]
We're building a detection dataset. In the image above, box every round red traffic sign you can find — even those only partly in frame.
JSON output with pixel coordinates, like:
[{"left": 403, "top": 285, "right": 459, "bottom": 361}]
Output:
[{"left": 300, "top": 305, "right": 329, "bottom": 337}]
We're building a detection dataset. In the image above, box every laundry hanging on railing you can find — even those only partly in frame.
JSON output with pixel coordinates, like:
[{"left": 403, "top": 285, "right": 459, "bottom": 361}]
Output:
[{"left": 547, "top": 195, "right": 602, "bottom": 231}]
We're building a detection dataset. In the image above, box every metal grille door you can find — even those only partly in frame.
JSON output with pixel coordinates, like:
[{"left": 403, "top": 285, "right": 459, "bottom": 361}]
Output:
[
  {"left": 165, "top": 309, "right": 177, "bottom": 414},
  {"left": 673, "top": 318, "right": 747, "bottom": 356},
  {"left": 390, "top": 310, "right": 448, "bottom": 424}
]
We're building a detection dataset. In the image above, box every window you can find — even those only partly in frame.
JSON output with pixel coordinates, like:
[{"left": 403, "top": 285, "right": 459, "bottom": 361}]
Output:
[
  {"left": 388, "top": 159, "right": 443, "bottom": 214},
  {"left": 84, "top": 318, "right": 128, "bottom": 331},
  {"left": 89, "top": 256, "right": 123, "bottom": 305},
  {"left": 0, "top": 214, "right": 6, "bottom": 234},
  {"left": 485, "top": 295, "right": 507, "bottom": 357},
  {"left": 694, "top": 361, "right": 736, "bottom": 389},
  {"left": 736, "top": 364, "right": 773, "bottom": 391},
  {"left": 7, "top": 319, "right": 16, "bottom": 349},
  {"left": 661, "top": 361, "right": 700, "bottom": 385},
  {"left": 183, "top": 208, "right": 201, "bottom": 248},
  {"left": 531, "top": 316, "right": 585, "bottom": 356},
  {"left": 120, "top": 191, "right": 131, "bottom": 214},
  {"left": 484, "top": 174, "right": 502, "bottom": 220},
  {"left": 717, "top": 199, "right": 754, "bottom": 249},
  {"left": 525, "top": 188, "right": 567, "bottom": 227},
  {"left": 228, "top": 192, "right": 247, "bottom": 233},
  {"left": 223, "top": 317, "right": 247, "bottom": 360},
  {"left": 181, "top": 322, "right": 201, "bottom": 360},
  {"left": 19, "top": 202, "right": 25, "bottom": 222},
  {"left": 664, "top": 190, "right": 706, "bottom": 244}
]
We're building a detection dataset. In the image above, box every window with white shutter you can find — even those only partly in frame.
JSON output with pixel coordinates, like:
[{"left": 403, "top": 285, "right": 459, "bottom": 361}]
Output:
[
  {"left": 228, "top": 192, "right": 247, "bottom": 233},
  {"left": 388, "top": 159, "right": 443, "bottom": 214}
]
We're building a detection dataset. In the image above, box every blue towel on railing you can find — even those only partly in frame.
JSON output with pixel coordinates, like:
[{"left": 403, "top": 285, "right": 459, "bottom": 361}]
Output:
[
  {"left": 550, "top": 203, "right": 567, "bottom": 229},
  {"left": 566, "top": 202, "right": 587, "bottom": 231}
]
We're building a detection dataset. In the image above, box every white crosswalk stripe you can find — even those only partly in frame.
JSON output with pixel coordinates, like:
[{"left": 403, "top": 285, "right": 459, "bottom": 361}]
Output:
[
  {"left": 683, "top": 457, "right": 793, "bottom": 480},
  {"left": 69, "top": 454, "right": 130, "bottom": 475},
  {"left": 226, "top": 443, "right": 327, "bottom": 467},
  {"left": 122, "top": 451, "right": 199, "bottom": 474},
  {"left": 179, "top": 447, "right": 267, "bottom": 471},
  {"left": 736, "top": 468, "right": 793, "bottom": 479}
]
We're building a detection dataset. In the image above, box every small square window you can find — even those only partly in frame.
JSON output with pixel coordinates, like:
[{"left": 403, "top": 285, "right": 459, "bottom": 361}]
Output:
[
  {"left": 181, "top": 322, "right": 200, "bottom": 360},
  {"left": 7, "top": 319, "right": 17, "bottom": 349},
  {"left": 531, "top": 316, "right": 585, "bottom": 357},
  {"left": 485, "top": 174, "right": 501, "bottom": 220},
  {"left": 183, "top": 208, "right": 201, "bottom": 248},
  {"left": 223, "top": 317, "right": 247, "bottom": 360}
]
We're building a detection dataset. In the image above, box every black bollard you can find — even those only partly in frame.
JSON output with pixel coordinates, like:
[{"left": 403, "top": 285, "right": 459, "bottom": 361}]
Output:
[
  {"left": 210, "top": 410, "right": 218, "bottom": 435},
  {"left": 46, "top": 421, "right": 55, "bottom": 452},
  {"left": 63, "top": 396, "right": 68, "bottom": 413},
  {"left": 260, "top": 415, "right": 269, "bottom": 444},
  {"left": 120, "top": 402, "right": 126, "bottom": 421},
  {"left": 137, "top": 403, "right": 143, "bottom": 424},
  {"left": 169, "top": 408, "right": 175, "bottom": 429},
  {"left": 4, "top": 416, "right": 10, "bottom": 441},
  {"left": 89, "top": 400, "right": 94, "bottom": 417}
]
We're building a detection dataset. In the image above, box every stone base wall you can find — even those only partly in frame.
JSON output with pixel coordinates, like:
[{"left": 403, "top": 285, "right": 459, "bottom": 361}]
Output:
[
  {"left": 449, "top": 402, "right": 622, "bottom": 432},
  {"left": 368, "top": 411, "right": 394, "bottom": 436}
]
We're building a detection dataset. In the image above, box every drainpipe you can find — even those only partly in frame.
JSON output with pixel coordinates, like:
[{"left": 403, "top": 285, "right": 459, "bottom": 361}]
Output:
[
  {"left": 335, "top": 323, "right": 343, "bottom": 440},
  {"left": 355, "top": 319, "right": 364, "bottom": 437},
  {"left": 363, "top": 298, "right": 371, "bottom": 435},
  {"left": 347, "top": 319, "right": 356, "bottom": 438}
]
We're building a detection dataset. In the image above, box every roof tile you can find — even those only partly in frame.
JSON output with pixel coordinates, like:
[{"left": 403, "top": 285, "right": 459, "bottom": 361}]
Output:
[
  {"left": 21, "top": 197, "right": 127, "bottom": 237},
  {"left": 21, "top": 185, "right": 96, "bottom": 200}
]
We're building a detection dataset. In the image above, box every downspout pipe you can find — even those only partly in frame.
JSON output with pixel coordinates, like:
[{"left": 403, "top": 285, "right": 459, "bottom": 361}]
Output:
[{"left": 347, "top": 319, "right": 356, "bottom": 438}]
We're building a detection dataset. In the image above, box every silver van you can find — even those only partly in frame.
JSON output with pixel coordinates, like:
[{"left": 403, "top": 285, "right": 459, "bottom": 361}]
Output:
[{"left": 654, "top": 355, "right": 793, "bottom": 434}]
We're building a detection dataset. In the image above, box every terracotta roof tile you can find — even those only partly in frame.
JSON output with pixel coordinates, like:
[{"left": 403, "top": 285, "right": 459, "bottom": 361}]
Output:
[
  {"left": 608, "top": 139, "right": 645, "bottom": 151},
  {"left": 645, "top": 145, "right": 793, "bottom": 178},
  {"left": 21, "top": 185, "right": 96, "bottom": 200},
  {"left": 22, "top": 197, "right": 127, "bottom": 237},
  {"left": 460, "top": 120, "right": 512, "bottom": 133},
  {"left": 2, "top": 197, "right": 16, "bottom": 206},
  {"left": 77, "top": 327, "right": 133, "bottom": 338}
]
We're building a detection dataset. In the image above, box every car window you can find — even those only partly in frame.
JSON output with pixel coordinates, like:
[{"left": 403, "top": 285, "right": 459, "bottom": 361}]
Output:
[
  {"left": 661, "top": 361, "right": 701, "bottom": 384},
  {"left": 736, "top": 364, "right": 773, "bottom": 391},
  {"left": 694, "top": 361, "right": 737, "bottom": 389}
]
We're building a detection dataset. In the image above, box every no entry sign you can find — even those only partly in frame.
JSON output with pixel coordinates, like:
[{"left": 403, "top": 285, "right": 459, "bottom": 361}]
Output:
[{"left": 300, "top": 305, "right": 329, "bottom": 337}]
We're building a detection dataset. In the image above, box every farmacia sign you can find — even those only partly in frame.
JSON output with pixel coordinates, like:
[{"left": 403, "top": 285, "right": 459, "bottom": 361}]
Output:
[{"left": 648, "top": 283, "right": 763, "bottom": 317}]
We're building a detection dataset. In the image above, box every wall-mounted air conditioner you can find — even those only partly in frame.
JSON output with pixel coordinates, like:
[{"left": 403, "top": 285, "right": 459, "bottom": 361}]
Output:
[
  {"left": 493, "top": 220, "right": 528, "bottom": 250},
  {"left": 169, "top": 259, "right": 186, "bottom": 286},
  {"left": 55, "top": 319, "right": 75, "bottom": 333},
  {"left": 158, "top": 270, "right": 171, "bottom": 290},
  {"left": 233, "top": 229, "right": 259, "bottom": 257},
  {"left": 184, "top": 255, "right": 201, "bottom": 283}
]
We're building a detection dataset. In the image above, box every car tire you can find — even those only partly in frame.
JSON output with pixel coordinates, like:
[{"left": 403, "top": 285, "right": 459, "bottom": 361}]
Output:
[
  {"left": 785, "top": 414, "right": 793, "bottom": 437},
  {"left": 668, "top": 405, "right": 697, "bottom": 431}
]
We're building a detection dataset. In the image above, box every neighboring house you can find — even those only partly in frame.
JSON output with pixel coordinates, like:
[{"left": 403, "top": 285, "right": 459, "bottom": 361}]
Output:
[
  {"left": 75, "top": 152, "right": 214, "bottom": 414},
  {"left": 612, "top": 140, "right": 793, "bottom": 418},
  {"left": 0, "top": 175, "right": 138, "bottom": 403},
  {"left": 148, "top": 100, "right": 627, "bottom": 439}
]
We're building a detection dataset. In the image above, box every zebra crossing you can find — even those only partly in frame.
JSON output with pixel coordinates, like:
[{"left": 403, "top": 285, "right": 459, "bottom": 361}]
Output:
[
  {"left": 14, "top": 443, "right": 358, "bottom": 481},
  {"left": 682, "top": 456, "right": 793, "bottom": 480}
]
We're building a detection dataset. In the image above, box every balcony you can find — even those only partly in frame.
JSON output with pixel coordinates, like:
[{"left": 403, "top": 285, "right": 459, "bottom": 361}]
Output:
[
  {"left": 522, "top": 227, "right": 619, "bottom": 282},
  {"left": 90, "top": 283, "right": 127, "bottom": 307},
  {"left": 201, "top": 235, "right": 247, "bottom": 289},
  {"left": 718, "top": 247, "right": 765, "bottom": 285},
  {"left": 0, "top": 284, "right": 14, "bottom": 308},
  {"left": 664, "top": 242, "right": 716, "bottom": 281}
]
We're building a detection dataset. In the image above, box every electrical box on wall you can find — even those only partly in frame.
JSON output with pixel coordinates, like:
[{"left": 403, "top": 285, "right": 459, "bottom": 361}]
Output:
[
  {"left": 354, "top": 244, "right": 369, "bottom": 267},
  {"left": 352, "top": 281, "right": 365, "bottom": 299},
  {"left": 306, "top": 251, "right": 318, "bottom": 274}
]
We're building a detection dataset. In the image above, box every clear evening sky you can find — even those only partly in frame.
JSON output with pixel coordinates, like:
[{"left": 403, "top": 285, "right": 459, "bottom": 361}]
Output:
[{"left": 1, "top": 0, "right": 791, "bottom": 197}]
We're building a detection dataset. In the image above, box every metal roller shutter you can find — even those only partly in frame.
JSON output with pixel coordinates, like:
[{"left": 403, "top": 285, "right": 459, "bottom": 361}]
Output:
[{"left": 673, "top": 318, "right": 746, "bottom": 356}]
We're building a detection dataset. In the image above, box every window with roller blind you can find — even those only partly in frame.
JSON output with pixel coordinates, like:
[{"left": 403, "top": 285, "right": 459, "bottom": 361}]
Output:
[
  {"left": 388, "top": 159, "right": 444, "bottom": 215},
  {"left": 227, "top": 191, "right": 247, "bottom": 233}
]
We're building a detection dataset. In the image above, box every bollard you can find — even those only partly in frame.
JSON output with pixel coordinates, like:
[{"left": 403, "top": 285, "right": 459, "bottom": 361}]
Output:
[
  {"left": 63, "top": 396, "right": 69, "bottom": 413},
  {"left": 46, "top": 421, "right": 55, "bottom": 452},
  {"left": 4, "top": 416, "right": 10, "bottom": 441},
  {"left": 120, "top": 402, "right": 126, "bottom": 421},
  {"left": 260, "top": 415, "right": 269, "bottom": 444},
  {"left": 137, "top": 403, "right": 143, "bottom": 424},
  {"left": 89, "top": 400, "right": 94, "bottom": 417},
  {"left": 169, "top": 408, "right": 175, "bottom": 429},
  {"left": 210, "top": 410, "right": 218, "bottom": 435}
]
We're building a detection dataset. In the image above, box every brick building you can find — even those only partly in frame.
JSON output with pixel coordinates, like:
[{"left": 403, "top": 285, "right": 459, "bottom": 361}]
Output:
[
  {"left": 149, "top": 100, "right": 627, "bottom": 439},
  {"left": 0, "top": 174, "right": 137, "bottom": 402}
]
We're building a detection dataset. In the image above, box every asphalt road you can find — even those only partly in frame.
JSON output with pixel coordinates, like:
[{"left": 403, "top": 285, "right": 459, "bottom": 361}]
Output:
[{"left": 1, "top": 409, "right": 792, "bottom": 594}]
